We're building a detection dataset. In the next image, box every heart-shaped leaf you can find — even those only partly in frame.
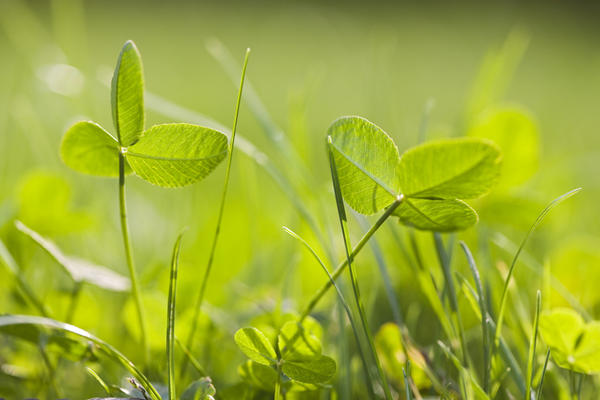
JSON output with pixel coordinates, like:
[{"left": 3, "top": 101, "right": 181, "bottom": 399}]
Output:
[
  {"left": 278, "top": 319, "right": 322, "bottom": 362},
  {"left": 125, "top": 123, "right": 228, "bottom": 187},
  {"left": 398, "top": 137, "right": 501, "bottom": 200},
  {"left": 111, "top": 40, "right": 144, "bottom": 147},
  {"left": 394, "top": 198, "right": 478, "bottom": 231},
  {"left": 15, "top": 220, "right": 130, "bottom": 292},
  {"left": 61, "top": 121, "right": 130, "bottom": 177},
  {"left": 327, "top": 116, "right": 400, "bottom": 215},
  {"left": 540, "top": 308, "right": 600, "bottom": 374},
  {"left": 281, "top": 355, "right": 336, "bottom": 384},
  {"left": 234, "top": 327, "right": 277, "bottom": 366}
]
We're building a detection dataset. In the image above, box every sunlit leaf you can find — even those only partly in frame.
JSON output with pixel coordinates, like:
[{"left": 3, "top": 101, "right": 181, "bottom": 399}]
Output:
[
  {"left": 234, "top": 327, "right": 277, "bottom": 366},
  {"left": 394, "top": 198, "right": 478, "bottom": 231},
  {"left": 281, "top": 355, "right": 336, "bottom": 384},
  {"left": 469, "top": 106, "right": 538, "bottom": 188},
  {"left": 111, "top": 40, "right": 144, "bottom": 146},
  {"left": 539, "top": 308, "right": 600, "bottom": 374},
  {"left": 15, "top": 221, "right": 130, "bottom": 292},
  {"left": 397, "top": 138, "right": 501, "bottom": 199},
  {"left": 125, "top": 123, "right": 228, "bottom": 187},
  {"left": 278, "top": 319, "right": 322, "bottom": 362},
  {"left": 327, "top": 116, "right": 400, "bottom": 214},
  {"left": 61, "top": 121, "right": 129, "bottom": 177}
]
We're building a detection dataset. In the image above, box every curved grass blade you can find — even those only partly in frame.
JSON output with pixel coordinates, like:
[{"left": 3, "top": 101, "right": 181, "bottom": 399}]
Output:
[
  {"left": 460, "top": 241, "right": 490, "bottom": 393},
  {"left": 328, "top": 136, "right": 393, "bottom": 400},
  {"left": 536, "top": 349, "right": 551, "bottom": 400},
  {"left": 282, "top": 226, "right": 376, "bottom": 398},
  {"left": 0, "top": 315, "right": 161, "bottom": 400},
  {"left": 86, "top": 367, "right": 111, "bottom": 395},
  {"left": 526, "top": 291, "right": 542, "bottom": 400},
  {"left": 15, "top": 220, "right": 130, "bottom": 292},
  {"left": 182, "top": 48, "right": 250, "bottom": 379},
  {"left": 494, "top": 188, "right": 582, "bottom": 347},
  {"left": 167, "top": 233, "right": 184, "bottom": 400}
]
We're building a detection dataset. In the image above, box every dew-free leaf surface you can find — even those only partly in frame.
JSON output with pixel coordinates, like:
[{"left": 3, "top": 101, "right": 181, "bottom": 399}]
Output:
[
  {"left": 394, "top": 198, "right": 478, "bottom": 231},
  {"left": 111, "top": 40, "right": 144, "bottom": 146},
  {"left": 234, "top": 327, "right": 277, "bottom": 366},
  {"left": 125, "top": 123, "right": 228, "bottom": 187}
]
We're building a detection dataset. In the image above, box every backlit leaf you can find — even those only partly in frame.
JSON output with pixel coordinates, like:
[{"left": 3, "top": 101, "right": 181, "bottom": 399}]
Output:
[
  {"left": 278, "top": 319, "right": 322, "bottom": 362},
  {"left": 111, "top": 40, "right": 144, "bottom": 146},
  {"left": 125, "top": 123, "right": 228, "bottom": 187},
  {"left": 327, "top": 116, "right": 400, "bottom": 214},
  {"left": 234, "top": 327, "right": 277, "bottom": 366},
  {"left": 394, "top": 198, "right": 478, "bottom": 231},
  {"left": 61, "top": 121, "right": 129, "bottom": 177},
  {"left": 397, "top": 138, "right": 501, "bottom": 199},
  {"left": 281, "top": 355, "right": 336, "bottom": 384}
]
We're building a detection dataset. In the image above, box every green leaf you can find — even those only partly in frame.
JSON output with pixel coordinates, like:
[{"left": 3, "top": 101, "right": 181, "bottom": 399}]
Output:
[
  {"left": 394, "top": 198, "right": 478, "bottom": 231},
  {"left": 61, "top": 121, "right": 130, "bottom": 177},
  {"left": 111, "top": 40, "right": 144, "bottom": 146},
  {"left": 539, "top": 308, "right": 600, "bottom": 374},
  {"left": 278, "top": 319, "right": 322, "bottom": 362},
  {"left": 234, "top": 327, "right": 277, "bottom": 366},
  {"left": 238, "top": 360, "right": 278, "bottom": 391},
  {"left": 181, "top": 377, "right": 216, "bottom": 400},
  {"left": 15, "top": 220, "right": 130, "bottom": 292},
  {"left": 327, "top": 116, "right": 400, "bottom": 214},
  {"left": 469, "top": 106, "right": 538, "bottom": 188},
  {"left": 281, "top": 355, "right": 336, "bottom": 384},
  {"left": 397, "top": 138, "right": 501, "bottom": 199},
  {"left": 125, "top": 123, "right": 228, "bottom": 187}
]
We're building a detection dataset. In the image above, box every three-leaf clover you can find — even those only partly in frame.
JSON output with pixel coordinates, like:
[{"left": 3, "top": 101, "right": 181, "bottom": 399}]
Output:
[
  {"left": 327, "top": 116, "right": 502, "bottom": 231},
  {"left": 234, "top": 318, "right": 336, "bottom": 393},
  {"left": 61, "top": 40, "right": 228, "bottom": 187}
]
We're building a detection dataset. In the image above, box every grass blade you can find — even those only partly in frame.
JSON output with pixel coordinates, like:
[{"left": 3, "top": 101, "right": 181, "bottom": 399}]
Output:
[
  {"left": 86, "top": 367, "right": 111, "bottom": 395},
  {"left": 282, "top": 226, "right": 376, "bottom": 398},
  {"left": 0, "top": 315, "right": 161, "bottom": 400},
  {"left": 494, "top": 188, "right": 581, "bottom": 347},
  {"left": 460, "top": 241, "right": 490, "bottom": 393},
  {"left": 327, "top": 136, "right": 393, "bottom": 400},
  {"left": 167, "top": 233, "right": 184, "bottom": 400},
  {"left": 183, "top": 48, "right": 250, "bottom": 376},
  {"left": 536, "top": 349, "right": 551, "bottom": 400},
  {"left": 526, "top": 291, "right": 542, "bottom": 400}
]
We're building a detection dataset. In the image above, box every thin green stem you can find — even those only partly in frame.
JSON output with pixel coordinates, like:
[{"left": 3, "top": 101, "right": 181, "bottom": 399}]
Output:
[
  {"left": 526, "top": 291, "right": 542, "bottom": 400},
  {"left": 183, "top": 49, "right": 250, "bottom": 375},
  {"left": 536, "top": 349, "right": 551, "bottom": 400},
  {"left": 328, "top": 137, "right": 393, "bottom": 400},
  {"left": 275, "top": 362, "right": 282, "bottom": 400},
  {"left": 119, "top": 152, "right": 147, "bottom": 364},
  {"left": 167, "top": 234, "right": 184, "bottom": 400},
  {"left": 298, "top": 196, "right": 403, "bottom": 322},
  {"left": 65, "top": 281, "right": 83, "bottom": 324}
]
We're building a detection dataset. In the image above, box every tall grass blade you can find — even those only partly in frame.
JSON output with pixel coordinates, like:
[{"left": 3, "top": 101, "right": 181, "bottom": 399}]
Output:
[
  {"left": 494, "top": 188, "right": 581, "bottom": 347},
  {"left": 283, "top": 226, "right": 376, "bottom": 398},
  {"left": 167, "top": 233, "right": 184, "bottom": 400},
  {"left": 536, "top": 349, "right": 551, "bottom": 400},
  {"left": 526, "top": 291, "right": 542, "bottom": 400},
  {"left": 327, "top": 136, "right": 393, "bottom": 400},
  {"left": 460, "top": 241, "right": 490, "bottom": 393},
  {"left": 86, "top": 367, "right": 111, "bottom": 395},
  {"left": 183, "top": 48, "right": 250, "bottom": 376},
  {"left": 0, "top": 315, "right": 161, "bottom": 400}
]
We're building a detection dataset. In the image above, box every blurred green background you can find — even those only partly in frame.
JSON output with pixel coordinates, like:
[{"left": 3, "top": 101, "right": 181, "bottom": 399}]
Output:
[{"left": 1, "top": 0, "right": 599, "bottom": 398}]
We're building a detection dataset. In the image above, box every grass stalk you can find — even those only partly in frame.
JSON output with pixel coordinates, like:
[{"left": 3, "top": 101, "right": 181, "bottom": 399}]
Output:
[
  {"left": 118, "top": 152, "right": 147, "bottom": 364},
  {"left": 327, "top": 136, "right": 393, "bottom": 400},
  {"left": 536, "top": 349, "right": 551, "bottom": 400},
  {"left": 526, "top": 291, "right": 542, "bottom": 400},
  {"left": 167, "top": 234, "right": 184, "bottom": 400},
  {"left": 182, "top": 48, "right": 250, "bottom": 376}
]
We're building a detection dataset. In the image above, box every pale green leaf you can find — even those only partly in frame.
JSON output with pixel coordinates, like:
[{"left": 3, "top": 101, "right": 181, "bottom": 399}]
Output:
[
  {"left": 469, "top": 106, "right": 538, "bottom": 188},
  {"left": 281, "top": 355, "right": 336, "bottom": 384},
  {"left": 394, "top": 198, "right": 478, "bottom": 231},
  {"left": 238, "top": 360, "right": 277, "bottom": 391},
  {"left": 60, "top": 121, "right": 130, "bottom": 177},
  {"left": 278, "top": 319, "right": 322, "bottom": 362},
  {"left": 398, "top": 138, "right": 501, "bottom": 199},
  {"left": 234, "top": 327, "right": 277, "bottom": 366},
  {"left": 111, "top": 40, "right": 144, "bottom": 146},
  {"left": 181, "top": 377, "right": 216, "bottom": 400},
  {"left": 126, "top": 123, "right": 228, "bottom": 187},
  {"left": 15, "top": 220, "right": 130, "bottom": 292},
  {"left": 327, "top": 116, "right": 400, "bottom": 214}
]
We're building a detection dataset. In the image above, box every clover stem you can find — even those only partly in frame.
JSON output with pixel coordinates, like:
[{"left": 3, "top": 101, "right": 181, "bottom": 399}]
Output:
[
  {"left": 275, "top": 361, "right": 283, "bottom": 400},
  {"left": 299, "top": 195, "right": 403, "bottom": 322},
  {"left": 119, "top": 152, "right": 148, "bottom": 364}
]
